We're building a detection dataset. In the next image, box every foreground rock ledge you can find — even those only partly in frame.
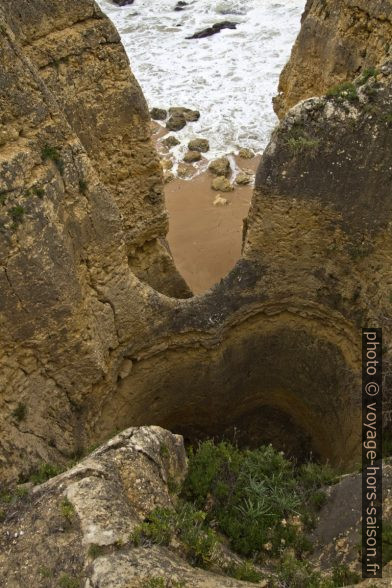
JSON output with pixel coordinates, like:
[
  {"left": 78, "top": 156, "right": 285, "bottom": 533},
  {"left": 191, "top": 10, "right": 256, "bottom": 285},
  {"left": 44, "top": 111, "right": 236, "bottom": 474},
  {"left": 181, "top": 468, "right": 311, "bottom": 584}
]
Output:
[{"left": 0, "top": 427, "right": 256, "bottom": 587}]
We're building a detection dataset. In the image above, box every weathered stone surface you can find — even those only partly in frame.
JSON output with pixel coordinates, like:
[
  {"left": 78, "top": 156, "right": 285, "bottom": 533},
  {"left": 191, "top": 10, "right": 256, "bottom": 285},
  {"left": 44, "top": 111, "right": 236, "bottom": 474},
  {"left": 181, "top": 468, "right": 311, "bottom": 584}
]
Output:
[
  {"left": 188, "top": 138, "right": 210, "bottom": 153},
  {"left": 162, "top": 135, "right": 181, "bottom": 148},
  {"left": 166, "top": 113, "right": 187, "bottom": 131},
  {"left": 235, "top": 172, "right": 252, "bottom": 185},
  {"left": 183, "top": 150, "right": 202, "bottom": 163},
  {"left": 238, "top": 148, "right": 254, "bottom": 159},
  {"left": 169, "top": 107, "right": 200, "bottom": 122},
  {"left": 150, "top": 107, "right": 168, "bottom": 121},
  {"left": 274, "top": 0, "right": 392, "bottom": 117},
  {"left": 186, "top": 21, "right": 237, "bottom": 40},
  {"left": 208, "top": 157, "right": 231, "bottom": 177},
  {"left": 212, "top": 177, "right": 234, "bottom": 192}
]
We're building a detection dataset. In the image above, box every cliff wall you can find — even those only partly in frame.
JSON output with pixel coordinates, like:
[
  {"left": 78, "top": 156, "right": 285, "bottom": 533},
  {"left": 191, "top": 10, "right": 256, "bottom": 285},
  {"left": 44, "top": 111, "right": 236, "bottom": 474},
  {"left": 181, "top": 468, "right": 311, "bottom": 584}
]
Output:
[
  {"left": 274, "top": 0, "right": 392, "bottom": 117},
  {"left": 0, "top": 0, "right": 391, "bottom": 484}
]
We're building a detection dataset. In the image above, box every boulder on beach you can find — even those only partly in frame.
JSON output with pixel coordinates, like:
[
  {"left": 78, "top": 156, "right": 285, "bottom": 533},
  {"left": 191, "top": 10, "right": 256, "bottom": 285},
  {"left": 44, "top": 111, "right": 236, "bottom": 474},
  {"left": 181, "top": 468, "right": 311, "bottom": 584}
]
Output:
[
  {"left": 112, "top": 0, "right": 134, "bottom": 5},
  {"left": 183, "top": 150, "right": 202, "bottom": 163},
  {"left": 208, "top": 156, "right": 231, "bottom": 177},
  {"left": 212, "top": 176, "right": 233, "bottom": 192},
  {"left": 162, "top": 135, "right": 181, "bottom": 148},
  {"left": 213, "top": 195, "right": 229, "bottom": 206},
  {"left": 186, "top": 21, "right": 237, "bottom": 40},
  {"left": 160, "top": 158, "right": 174, "bottom": 171},
  {"left": 166, "top": 113, "right": 187, "bottom": 131},
  {"left": 188, "top": 138, "right": 210, "bottom": 153},
  {"left": 150, "top": 107, "right": 167, "bottom": 121},
  {"left": 236, "top": 171, "right": 253, "bottom": 185},
  {"left": 169, "top": 107, "right": 200, "bottom": 122},
  {"left": 177, "top": 163, "right": 195, "bottom": 179},
  {"left": 164, "top": 172, "right": 175, "bottom": 184},
  {"left": 238, "top": 147, "right": 255, "bottom": 159}
]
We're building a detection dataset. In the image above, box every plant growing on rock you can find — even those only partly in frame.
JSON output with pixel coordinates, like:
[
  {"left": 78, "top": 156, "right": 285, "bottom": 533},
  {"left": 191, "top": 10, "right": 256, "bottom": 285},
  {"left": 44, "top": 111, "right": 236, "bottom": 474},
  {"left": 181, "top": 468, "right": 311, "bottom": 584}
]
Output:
[
  {"left": 326, "top": 81, "right": 358, "bottom": 102},
  {"left": 41, "top": 144, "right": 65, "bottom": 175}
]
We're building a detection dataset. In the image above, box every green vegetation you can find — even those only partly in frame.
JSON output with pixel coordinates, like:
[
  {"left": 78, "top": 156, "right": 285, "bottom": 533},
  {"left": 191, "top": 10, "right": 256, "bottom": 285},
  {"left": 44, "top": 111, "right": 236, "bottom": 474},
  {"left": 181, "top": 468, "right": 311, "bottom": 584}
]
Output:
[
  {"left": 60, "top": 498, "right": 75, "bottom": 523},
  {"left": 33, "top": 187, "right": 45, "bottom": 199},
  {"left": 286, "top": 136, "right": 320, "bottom": 153},
  {"left": 357, "top": 67, "right": 379, "bottom": 86},
  {"left": 8, "top": 205, "right": 25, "bottom": 228},
  {"left": 41, "top": 144, "right": 65, "bottom": 175},
  {"left": 29, "top": 462, "right": 64, "bottom": 485},
  {"left": 383, "top": 521, "right": 392, "bottom": 565},
  {"left": 132, "top": 502, "right": 219, "bottom": 569},
  {"left": 182, "top": 441, "right": 337, "bottom": 559},
  {"left": 12, "top": 402, "right": 27, "bottom": 422},
  {"left": 271, "top": 555, "right": 360, "bottom": 587},
  {"left": 141, "top": 578, "right": 186, "bottom": 588},
  {"left": 160, "top": 443, "right": 170, "bottom": 459},
  {"left": 225, "top": 561, "right": 262, "bottom": 583},
  {"left": 326, "top": 81, "right": 358, "bottom": 102},
  {"left": 58, "top": 574, "right": 79, "bottom": 588},
  {"left": 88, "top": 544, "right": 105, "bottom": 559},
  {"left": 0, "top": 193, "right": 7, "bottom": 205}
]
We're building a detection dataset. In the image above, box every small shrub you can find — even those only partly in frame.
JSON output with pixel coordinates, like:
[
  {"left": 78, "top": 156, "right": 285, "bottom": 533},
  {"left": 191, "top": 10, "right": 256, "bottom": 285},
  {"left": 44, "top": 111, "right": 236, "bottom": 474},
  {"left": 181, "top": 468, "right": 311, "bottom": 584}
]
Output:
[
  {"left": 58, "top": 574, "right": 79, "bottom": 588},
  {"left": 12, "top": 402, "right": 27, "bottom": 422},
  {"left": 0, "top": 193, "right": 7, "bottom": 205},
  {"left": 29, "top": 462, "right": 63, "bottom": 485},
  {"left": 41, "top": 144, "right": 64, "bottom": 175},
  {"left": 225, "top": 561, "right": 262, "bottom": 583},
  {"left": 331, "top": 564, "right": 360, "bottom": 585},
  {"left": 326, "top": 81, "right": 358, "bottom": 102},
  {"left": 286, "top": 136, "right": 320, "bottom": 153},
  {"left": 33, "top": 187, "right": 45, "bottom": 199},
  {"left": 61, "top": 498, "right": 75, "bottom": 523},
  {"left": 357, "top": 67, "right": 378, "bottom": 86},
  {"left": 309, "top": 489, "right": 328, "bottom": 510},
  {"left": 39, "top": 566, "right": 53, "bottom": 578},
  {"left": 8, "top": 205, "right": 25, "bottom": 227},
  {"left": 88, "top": 544, "right": 104, "bottom": 559},
  {"left": 275, "top": 552, "right": 333, "bottom": 587}
]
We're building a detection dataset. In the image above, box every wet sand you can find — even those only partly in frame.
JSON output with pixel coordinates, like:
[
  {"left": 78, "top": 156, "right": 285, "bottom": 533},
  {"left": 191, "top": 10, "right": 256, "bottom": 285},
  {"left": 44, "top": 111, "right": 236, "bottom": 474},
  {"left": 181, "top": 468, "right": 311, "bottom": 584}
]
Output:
[{"left": 164, "top": 156, "right": 260, "bottom": 295}]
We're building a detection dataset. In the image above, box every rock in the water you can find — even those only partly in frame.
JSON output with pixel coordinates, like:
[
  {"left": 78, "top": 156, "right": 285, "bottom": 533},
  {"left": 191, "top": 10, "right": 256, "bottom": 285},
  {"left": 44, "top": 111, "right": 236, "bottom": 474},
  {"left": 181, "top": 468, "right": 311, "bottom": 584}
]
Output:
[
  {"left": 177, "top": 163, "right": 195, "bottom": 179},
  {"left": 188, "top": 138, "right": 210, "bottom": 152},
  {"left": 238, "top": 147, "right": 255, "bottom": 159},
  {"left": 213, "top": 195, "right": 229, "bottom": 206},
  {"left": 162, "top": 135, "right": 180, "bottom": 148},
  {"left": 208, "top": 156, "right": 231, "bottom": 177},
  {"left": 112, "top": 0, "right": 134, "bottom": 5},
  {"left": 169, "top": 107, "right": 200, "bottom": 122},
  {"left": 174, "top": 1, "right": 188, "bottom": 10},
  {"left": 236, "top": 172, "right": 253, "bottom": 185},
  {"left": 186, "top": 21, "right": 237, "bottom": 40},
  {"left": 166, "top": 113, "right": 187, "bottom": 131},
  {"left": 212, "top": 176, "right": 233, "bottom": 192},
  {"left": 150, "top": 107, "right": 167, "bottom": 121},
  {"left": 183, "top": 150, "right": 202, "bottom": 163}
]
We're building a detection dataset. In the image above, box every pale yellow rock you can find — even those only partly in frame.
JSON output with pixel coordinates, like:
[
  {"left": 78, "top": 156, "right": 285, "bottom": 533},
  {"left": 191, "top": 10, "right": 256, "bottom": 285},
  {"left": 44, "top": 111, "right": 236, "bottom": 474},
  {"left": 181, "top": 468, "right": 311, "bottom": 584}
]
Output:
[
  {"left": 213, "top": 195, "right": 229, "bottom": 206},
  {"left": 212, "top": 176, "right": 234, "bottom": 192}
]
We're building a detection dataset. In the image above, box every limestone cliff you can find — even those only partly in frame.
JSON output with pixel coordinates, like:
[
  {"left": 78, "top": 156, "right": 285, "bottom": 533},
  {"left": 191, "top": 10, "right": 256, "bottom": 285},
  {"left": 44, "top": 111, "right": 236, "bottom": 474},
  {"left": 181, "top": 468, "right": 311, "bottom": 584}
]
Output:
[
  {"left": 274, "top": 0, "right": 392, "bottom": 117},
  {"left": 0, "top": 0, "right": 391, "bottom": 486}
]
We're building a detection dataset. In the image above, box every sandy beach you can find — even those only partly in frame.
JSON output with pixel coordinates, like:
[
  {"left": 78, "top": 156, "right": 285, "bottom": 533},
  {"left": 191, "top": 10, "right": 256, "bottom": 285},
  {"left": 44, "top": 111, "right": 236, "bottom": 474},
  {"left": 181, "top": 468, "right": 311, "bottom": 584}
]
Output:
[{"left": 164, "top": 156, "right": 260, "bottom": 295}]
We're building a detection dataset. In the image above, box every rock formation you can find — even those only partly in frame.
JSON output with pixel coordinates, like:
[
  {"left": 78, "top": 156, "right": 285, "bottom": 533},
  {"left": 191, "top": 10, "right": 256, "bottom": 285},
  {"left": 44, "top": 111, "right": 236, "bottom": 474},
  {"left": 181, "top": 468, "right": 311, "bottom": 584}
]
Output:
[
  {"left": 0, "top": 0, "right": 391, "bottom": 494},
  {"left": 274, "top": 0, "right": 392, "bottom": 117}
]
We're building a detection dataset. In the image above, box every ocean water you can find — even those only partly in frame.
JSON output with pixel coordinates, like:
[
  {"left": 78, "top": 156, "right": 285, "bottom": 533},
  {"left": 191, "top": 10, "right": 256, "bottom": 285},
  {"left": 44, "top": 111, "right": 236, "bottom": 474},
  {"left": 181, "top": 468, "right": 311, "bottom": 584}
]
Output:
[{"left": 97, "top": 0, "right": 306, "bottom": 166}]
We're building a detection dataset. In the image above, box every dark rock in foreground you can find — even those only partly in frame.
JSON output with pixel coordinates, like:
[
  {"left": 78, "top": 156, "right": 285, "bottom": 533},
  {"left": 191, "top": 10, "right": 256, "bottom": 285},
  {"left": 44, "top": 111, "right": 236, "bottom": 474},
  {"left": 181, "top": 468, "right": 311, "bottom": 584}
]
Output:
[
  {"left": 150, "top": 107, "right": 167, "bottom": 121},
  {"left": 174, "top": 1, "right": 188, "bottom": 11},
  {"left": 186, "top": 21, "right": 237, "bottom": 39},
  {"left": 112, "top": 0, "right": 134, "bottom": 5}
]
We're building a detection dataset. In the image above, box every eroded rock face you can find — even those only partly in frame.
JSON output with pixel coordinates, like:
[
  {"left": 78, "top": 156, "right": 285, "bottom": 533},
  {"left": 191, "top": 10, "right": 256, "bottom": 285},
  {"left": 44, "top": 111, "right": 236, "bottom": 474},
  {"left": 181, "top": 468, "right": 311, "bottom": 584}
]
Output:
[
  {"left": 274, "top": 0, "right": 392, "bottom": 118},
  {"left": 0, "top": 0, "right": 190, "bottom": 299}
]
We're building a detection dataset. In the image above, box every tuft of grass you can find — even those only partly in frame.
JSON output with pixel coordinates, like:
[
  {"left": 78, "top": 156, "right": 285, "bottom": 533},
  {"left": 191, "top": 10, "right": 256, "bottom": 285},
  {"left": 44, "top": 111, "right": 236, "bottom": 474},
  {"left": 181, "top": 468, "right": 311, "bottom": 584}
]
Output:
[
  {"left": 29, "top": 462, "right": 64, "bottom": 485},
  {"left": 160, "top": 443, "right": 170, "bottom": 459},
  {"left": 8, "top": 205, "right": 25, "bottom": 228},
  {"left": 12, "top": 402, "right": 27, "bottom": 422},
  {"left": 286, "top": 136, "right": 320, "bottom": 153},
  {"left": 357, "top": 67, "right": 378, "bottom": 87},
  {"left": 33, "top": 187, "right": 45, "bottom": 199},
  {"left": 0, "top": 193, "right": 7, "bottom": 205},
  {"left": 132, "top": 502, "right": 218, "bottom": 569},
  {"left": 42, "top": 144, "right": 65, "bottom": 175},
  {"left": 225, "top": 561, "right": 262, "bottom": 583},
  {"left": 326, "top": 81, "right": 358, "bottom": 102},
  {"left": 331, "top": 564, "right": 361, "bottom": 586},
  {"left": 58, "top": 574, "right": 79, "bottom": 588},
  {"left": 88, "top": 544, "right": 105, "bottom": 559},
  {"left": 60, "top": 498, "right": 75, "bottom": 523},
  {"left": 39, "top": 566, "right": 53, "bottom": 578}
]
